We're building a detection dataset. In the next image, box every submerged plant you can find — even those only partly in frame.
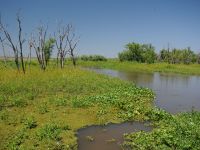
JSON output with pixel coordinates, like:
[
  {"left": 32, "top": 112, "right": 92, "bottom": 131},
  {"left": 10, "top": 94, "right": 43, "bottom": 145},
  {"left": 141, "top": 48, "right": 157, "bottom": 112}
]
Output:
[{"left": 86, "top": 136, "right": 94, "bottom": 142}]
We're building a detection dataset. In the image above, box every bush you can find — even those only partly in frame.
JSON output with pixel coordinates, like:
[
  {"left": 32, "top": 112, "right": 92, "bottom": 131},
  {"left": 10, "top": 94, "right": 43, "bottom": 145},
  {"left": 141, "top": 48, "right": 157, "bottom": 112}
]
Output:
[
  {"left": 80, "top": 55, "right": 107, "bottom": 61},
  {"left": 118, "top": 42, "right": 157, "bottom": 63}
]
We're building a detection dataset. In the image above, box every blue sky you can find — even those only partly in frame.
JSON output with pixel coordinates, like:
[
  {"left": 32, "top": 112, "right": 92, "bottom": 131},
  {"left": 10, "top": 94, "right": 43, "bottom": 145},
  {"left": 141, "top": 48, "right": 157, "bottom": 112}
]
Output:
[{"left": 0, "top": 0, "right": 200, "bottom": 57}]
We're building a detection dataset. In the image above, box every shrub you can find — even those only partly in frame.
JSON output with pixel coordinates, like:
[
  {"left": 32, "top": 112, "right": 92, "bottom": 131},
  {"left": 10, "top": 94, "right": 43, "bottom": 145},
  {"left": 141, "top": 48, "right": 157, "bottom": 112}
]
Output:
[
  {"left": 118, "top": 42, "right": 157, "bottom": 63},
  {"left": 80, "top": 55, "right": 107, "bottom": 61}
]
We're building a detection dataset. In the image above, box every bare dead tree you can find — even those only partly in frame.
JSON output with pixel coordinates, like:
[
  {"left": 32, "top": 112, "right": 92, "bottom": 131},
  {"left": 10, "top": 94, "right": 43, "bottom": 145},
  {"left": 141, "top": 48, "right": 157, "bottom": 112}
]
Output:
[
  {"left": 30, "top": 25, "right": 47, "bottom": 70},
  {"left": 0, "top": 36, "right": 7, "bottom": 66},
  {"left": 0, "top": 14, "right": 20, "bottom": 71},
  {"left": 26, "top": 38, "right": 32, "bottom": 70},
  {"left": 54, "top": 24, "right": 68, "bottom": 68},
  {"left": 30, "top": 25, "right": 54, "bottom": 70},
  {"left": 17, "top": 14, "right": 26, "bottom": 73},
  {"left": 66, "top": 24, "right": 79, "bottom": 66}
]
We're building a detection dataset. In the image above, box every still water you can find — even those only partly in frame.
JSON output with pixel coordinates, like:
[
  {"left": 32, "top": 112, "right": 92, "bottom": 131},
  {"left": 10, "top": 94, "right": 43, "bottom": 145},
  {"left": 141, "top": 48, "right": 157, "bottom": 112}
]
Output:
[
  {"left": 78, "top": 122, "right": 152, "bottom": 150},
  {"left": 78, "top": 68, "right": 200, "bottom": 150},
  {"left": 90, "top": 68, "right": 200, "bottom": 113}
]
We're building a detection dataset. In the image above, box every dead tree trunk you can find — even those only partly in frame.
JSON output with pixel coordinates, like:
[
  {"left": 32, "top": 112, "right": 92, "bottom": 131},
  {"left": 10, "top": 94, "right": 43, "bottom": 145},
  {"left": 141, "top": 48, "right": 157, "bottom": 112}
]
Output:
[
  {"left": 54, "top": 24, "right": 68, "bottom": 69},
  {"left": 17, "top": 15, "right": 25, "bottom": 73},
  {"left": 30, "top": 25, "right": 48, "bottom": 70},
  {"left": 0, "top": 20, "right": 20, "bottom": 71},
  {"left": 66, "top": 24, "right": 79, "bottom": 67},
  {"left": 30, "top": 25, "right": 54, "bottom": 70},
  {"left": 0, "top": 36, "right": 7, "bottom": 66},
  {"left": 0, "top": 13, "right": 26, "bottom": 73}
]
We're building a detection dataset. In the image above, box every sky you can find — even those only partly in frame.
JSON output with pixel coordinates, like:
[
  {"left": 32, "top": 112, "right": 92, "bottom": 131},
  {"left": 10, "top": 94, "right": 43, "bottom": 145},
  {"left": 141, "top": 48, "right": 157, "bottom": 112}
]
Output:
[{"left": 0, "top": 0, "right": 200, "bottom": 58}]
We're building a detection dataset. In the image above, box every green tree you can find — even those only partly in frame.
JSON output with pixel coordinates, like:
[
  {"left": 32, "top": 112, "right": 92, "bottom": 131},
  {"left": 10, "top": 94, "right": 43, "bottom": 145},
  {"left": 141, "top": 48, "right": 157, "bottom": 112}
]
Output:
[
  {"left": 197, "top": 53, "right": 200, "bottom": 64},
  {"left": 159, "top": 49, "right": 170, "bottom": 62},
  {"left": 141, "top": 44, "right": 157, "bottom": 63},
  {"left": 181, "top": 47, "right": 196, "bottom": 64},
  {"left": 118, "top": 42, "right": 142, "bottom": 62},
  {"left": 118, "top": 42, "right": 156, "bottom": 63},
  {"left": 44, "top": 38, "right": 55, "bottom": 65}
]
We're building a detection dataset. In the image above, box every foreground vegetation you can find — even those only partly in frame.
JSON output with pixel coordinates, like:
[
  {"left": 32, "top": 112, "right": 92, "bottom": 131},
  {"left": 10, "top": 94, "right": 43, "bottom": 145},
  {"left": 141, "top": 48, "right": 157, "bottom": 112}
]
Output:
[
  {"left": 0, "top": 64, "right": 154, "bottom": 149},
  {"left": 1, "top": 60, "right": 200, "bottom": 150},
  {"left": 123, "top": 110, "right": 200, "bottom": 150},
  {"left": 78, "top": 60, "right": 200, "bottom": 75}
]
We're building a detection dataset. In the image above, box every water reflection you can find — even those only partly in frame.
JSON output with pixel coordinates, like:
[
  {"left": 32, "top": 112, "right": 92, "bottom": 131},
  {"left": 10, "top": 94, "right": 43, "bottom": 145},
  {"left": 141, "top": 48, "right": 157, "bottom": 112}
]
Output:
[{"left": 89, "top": 68, "right": 200, "bottom": 113}]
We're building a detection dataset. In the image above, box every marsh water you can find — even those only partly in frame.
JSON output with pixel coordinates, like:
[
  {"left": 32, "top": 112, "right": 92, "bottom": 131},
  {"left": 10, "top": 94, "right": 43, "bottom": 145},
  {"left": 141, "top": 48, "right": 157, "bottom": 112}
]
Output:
[
  {"left": 89, "top": 68, "right": 200, "bottom": 113},
  {"left": 78, "top": 122, "right": 152, "bottom": 150},
  {"left": 78, "top": 68, "right": 200, "bottom": 150}
]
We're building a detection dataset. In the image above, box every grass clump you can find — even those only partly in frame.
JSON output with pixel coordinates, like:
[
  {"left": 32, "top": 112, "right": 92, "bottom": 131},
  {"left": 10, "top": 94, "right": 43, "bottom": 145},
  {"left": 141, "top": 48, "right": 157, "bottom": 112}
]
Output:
[
  {"left": 23, "top": 116, "right": 37, "bottom": 129},
  {"left": 38, "top": 102, "right": 49, "bottom": 114},
  {"left": 36, "top": 123, "right": 62, "bottom": 141}
]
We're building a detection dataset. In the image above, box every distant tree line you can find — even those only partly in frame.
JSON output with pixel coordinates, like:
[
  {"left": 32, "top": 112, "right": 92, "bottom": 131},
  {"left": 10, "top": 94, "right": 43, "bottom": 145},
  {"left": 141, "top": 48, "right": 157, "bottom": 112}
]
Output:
[
  {"left": 0, "top": 12, "right": 79, "bottom": 73},
  {"left": 159, "top": 47, "right": 199, "bottom": 64},
  {"left": 80, "top": 55, "right": 107, "bottom": 61},
  {"left": 118, "top": 42, "right": 200, "bottom": 64}
]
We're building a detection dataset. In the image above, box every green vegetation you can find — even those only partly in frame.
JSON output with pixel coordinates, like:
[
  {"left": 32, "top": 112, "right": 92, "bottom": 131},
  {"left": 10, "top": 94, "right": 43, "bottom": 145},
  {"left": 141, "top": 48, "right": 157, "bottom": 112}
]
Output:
[
  {"left": 78, "top": 60, "right": 200, "bottom": 75},
  {"left": 77, "top": 58, "right": 200, "bottom": 150},
  {"left": 79, "top": 55, "right": 107, "bottom": 61},
  {"left": 118, "top": 42, "right": 200, "bottom": 65},
  {"left": 44, "top": 38, "right": 56, "bottom": 66},
  {"left": 1, "top": 60, "right": 200, "bottom": 150},
  {"left": 123, "top": 110, "right": 200, "bottom": 150},
  {"left": 159, "top": 47, "right": 198, "bottom": 64},
  {"left": 118, "top": 42, "right": 156, "bottom": 64},
  {"left": 1, "top": 55, "right": 200, "bottom": 150},
  {"left": 0, "top": 64, "right": 154, "bottom": 149}
]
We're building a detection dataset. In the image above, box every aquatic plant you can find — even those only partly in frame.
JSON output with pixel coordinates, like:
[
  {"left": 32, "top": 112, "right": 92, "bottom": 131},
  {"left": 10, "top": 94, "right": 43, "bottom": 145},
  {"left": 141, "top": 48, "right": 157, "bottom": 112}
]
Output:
[{"left": 123, "top": 111, "right": 200, "bottom": 150}]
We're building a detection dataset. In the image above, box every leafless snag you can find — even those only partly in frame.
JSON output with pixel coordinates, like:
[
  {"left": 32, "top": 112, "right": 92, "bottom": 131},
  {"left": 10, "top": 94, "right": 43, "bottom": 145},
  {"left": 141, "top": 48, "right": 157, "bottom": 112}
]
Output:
[
  {"left": 0, "top": 36, "right": 7, "bottom": 66},
  {"left": 30, "top": 25, "right": 47, "bottom": 70},
  {"left": 54, "top": 23, "right": 68, "bottom": 68},
  {"left": 54, "top": 23, "right": 79, "bottom": 68},
  {"left": 26, "top": 36, "right": 33, "bottom": 70},
  {"left": 17, "top": 13, "right": 26, "bottom": 73},
  {"left": 0, "top": 14, "right": 20, "bottom": 71},
  {"left": 30, "top": 24, "right": 54, "bottom": 70},
  {"left": 66, "top": 24, "right": 79, "bottom": 66}
]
